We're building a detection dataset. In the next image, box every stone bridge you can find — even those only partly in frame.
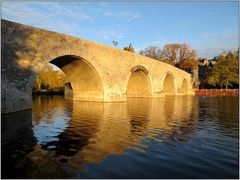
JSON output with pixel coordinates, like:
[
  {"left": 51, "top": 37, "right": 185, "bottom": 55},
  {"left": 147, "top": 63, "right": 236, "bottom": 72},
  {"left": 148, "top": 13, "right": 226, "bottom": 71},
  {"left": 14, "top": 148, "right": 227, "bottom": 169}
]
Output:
[{"left": 1, "top": 19, "right": 193, "bottom": 114}]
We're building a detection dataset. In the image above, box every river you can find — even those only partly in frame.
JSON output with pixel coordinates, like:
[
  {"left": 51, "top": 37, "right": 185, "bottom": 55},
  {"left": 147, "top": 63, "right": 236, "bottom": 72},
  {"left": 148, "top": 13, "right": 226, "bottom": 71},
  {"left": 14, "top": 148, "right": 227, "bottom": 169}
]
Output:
[{"left": 2, "top": 95, "right": 239, "bottom": 178}]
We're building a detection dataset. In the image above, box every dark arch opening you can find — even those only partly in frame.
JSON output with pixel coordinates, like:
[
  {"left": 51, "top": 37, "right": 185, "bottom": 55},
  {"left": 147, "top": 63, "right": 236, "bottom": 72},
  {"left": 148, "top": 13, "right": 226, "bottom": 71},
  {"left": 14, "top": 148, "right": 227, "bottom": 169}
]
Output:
[
  {"left": 127, "top": 68, "right": 151, "bottom": 97},
  {"left": 163, "top": 73, "right": 175, "bottom": 95},
  {"left": 181, "top": 79, "right": 188, "bottom": 94},
  {"left": 48, "top": 55, "right": 103, "bottom": 101}
]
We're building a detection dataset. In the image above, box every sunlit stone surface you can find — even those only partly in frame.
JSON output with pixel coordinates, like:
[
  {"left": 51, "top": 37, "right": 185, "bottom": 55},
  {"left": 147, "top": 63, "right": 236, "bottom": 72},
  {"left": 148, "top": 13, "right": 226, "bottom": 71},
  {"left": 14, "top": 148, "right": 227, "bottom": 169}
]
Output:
[{"left": 2, "top": 19, "right": 193, "bottom": 113}]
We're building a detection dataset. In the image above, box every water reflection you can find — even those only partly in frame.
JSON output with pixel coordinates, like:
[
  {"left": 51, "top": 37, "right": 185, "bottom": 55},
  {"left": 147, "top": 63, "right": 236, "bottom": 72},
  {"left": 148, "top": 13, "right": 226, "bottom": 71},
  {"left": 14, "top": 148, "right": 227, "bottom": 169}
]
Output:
[
  {"left": 2, "top": 96, "right": 238, "bottom": 178},
  {"left": 198, "top": 97, "right": 239, "bottom": 137},
  {"left": 149, "top": 96, "right": 199, "bottom": 143},
  {"left": 31, "top": 96, "right": 200, "bottom": 170},
  {"left": 128, "top": 98, "right": 151, "bottom": 138},
  {"left": 1, "top": 110, "right": 36, "bottom": 178}
]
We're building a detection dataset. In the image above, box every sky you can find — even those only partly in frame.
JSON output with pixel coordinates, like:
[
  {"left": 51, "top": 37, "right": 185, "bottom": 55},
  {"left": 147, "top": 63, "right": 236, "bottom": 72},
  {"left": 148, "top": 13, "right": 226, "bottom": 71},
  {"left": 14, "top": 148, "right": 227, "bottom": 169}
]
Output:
[{"left": 2, "top": 1, "right": 238, "bottom": 59}]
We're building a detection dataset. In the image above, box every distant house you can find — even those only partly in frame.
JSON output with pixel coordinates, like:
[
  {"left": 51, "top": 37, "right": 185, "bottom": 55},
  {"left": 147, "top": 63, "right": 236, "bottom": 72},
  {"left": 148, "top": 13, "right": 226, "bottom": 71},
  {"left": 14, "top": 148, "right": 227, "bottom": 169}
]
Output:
[
  {"left": 177, "top": 58, "right": 217, "bottom": 89},
  {"left": 198, "top": 58, "right": 217, "bottom": 89}
]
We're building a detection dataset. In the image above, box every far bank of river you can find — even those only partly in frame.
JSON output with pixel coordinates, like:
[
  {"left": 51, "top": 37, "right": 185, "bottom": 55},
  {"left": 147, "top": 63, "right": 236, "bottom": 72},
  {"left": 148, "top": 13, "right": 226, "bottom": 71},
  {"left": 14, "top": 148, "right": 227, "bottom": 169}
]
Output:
[
  {"left": 33, "top": 89, "right": 239, "bottom": 96},
  {"left": 33, "top": 89, "right": 64, "bottom": 95},
  {"left": 195, "top": 89, "right": 239, "bottom": 96}
]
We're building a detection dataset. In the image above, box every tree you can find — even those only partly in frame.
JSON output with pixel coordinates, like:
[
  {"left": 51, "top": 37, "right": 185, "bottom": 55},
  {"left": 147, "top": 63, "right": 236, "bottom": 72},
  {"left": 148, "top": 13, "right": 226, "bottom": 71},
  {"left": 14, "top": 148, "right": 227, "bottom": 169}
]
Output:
[
  {"left": 207, "top": 50, "right": 239, "bottom": 89},
  {"left": 139, "top": 43, "right": 198, "bottom": 68},
  {"left": 112, "top": 40, "right": 118, "bottom": 47},
  {"left": 162, "top": 43, "right": 181, "bottom": 64},
  {"left": 33, "top": 64, "right": 68, "bottom": 92},
  {"left": 162, "top": 43, "right": 197, "bottom": 65},
  {"left": 179, "top": 43, "right": 197, "bottom": 62},
  {"left": 123, "top": 43, "right": 135, "bottom": 53},
  {"left": 179, "top": 59, "right": 198, "bottom": 72},
  {"left": 139, "top": 46, "right": 163, "bottom": 60}
]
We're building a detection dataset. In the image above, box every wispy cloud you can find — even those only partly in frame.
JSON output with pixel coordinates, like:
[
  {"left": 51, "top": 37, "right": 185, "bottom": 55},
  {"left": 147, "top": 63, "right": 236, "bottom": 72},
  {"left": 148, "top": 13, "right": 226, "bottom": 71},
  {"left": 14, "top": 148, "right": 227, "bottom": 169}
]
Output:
[
  {"left": 127, "top": 14, "right": 141, "bottom": 21},
  {"left": 2, "top": 2, "right": 126, "bottom": 41},
  {"left": 104, "top": 9, "right": 141, "bottom": 21},
  {"left": 205, "top": 12, "right": 213, "bottom": 16},
  {"left": 195, "top": 31, "right": 238, "bottom": 58},
  {"left": 2, "top": 2, "right": 95, "bottom": 35},
  {"left": 134, "top": 33, "right": 170, "bottom": 53},
  {"left": 201, "top": 31, "right": 237, "bottom": 42},
  {"left": 196, "top": 45, "right": 237, "bottom": 59},
  {"left": 82, "top": 28, "right": 123, "bottom": 40},
  {"left": 96, "top": 30, "right": 123, "bottom": 40},
  {"left": 135, "top": 31, "right": 238, "bottom": 59}
]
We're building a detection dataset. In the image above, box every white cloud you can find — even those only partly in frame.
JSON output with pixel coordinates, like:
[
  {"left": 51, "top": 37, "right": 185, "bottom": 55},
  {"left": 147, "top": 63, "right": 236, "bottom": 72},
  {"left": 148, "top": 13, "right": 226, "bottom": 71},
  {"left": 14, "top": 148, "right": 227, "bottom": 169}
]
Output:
[
  {"left": 103, "top": 9, "right": 141, "bottom": 21},
  {"left": 127, "top": 14, "right": 141, "bottom": 21},
  {"left": 104, "top": 11, "right": 114, "bottom": 16},
  {"left": 2, "top": 2, "right": 140, "bottom": 44},
  {"left": 196, "top": 45, "right": 237, "bottom": 59},
  {"left": 134, "top": 33, "right": 169, "bottom": 53},
  {"left": 2, "top": 2, "right": 95, "bottom": 26},
  {"left": 195, "top": 31, "right": 238, "bottom": 58},
  {"left": 202, "top": 32, "right": 237, "bottom": 43},
  {"left": 82, "top": 28, "right": 123, "bottom": 40},
  {"left": 2, "top": 2, "right": 101, "bottom": 37}
]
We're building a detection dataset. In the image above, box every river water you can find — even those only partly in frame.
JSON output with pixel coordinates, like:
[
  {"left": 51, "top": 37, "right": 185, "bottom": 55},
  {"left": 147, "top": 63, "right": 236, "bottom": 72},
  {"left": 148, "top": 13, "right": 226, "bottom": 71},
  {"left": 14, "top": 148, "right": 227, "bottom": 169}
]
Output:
[{"left": 2, "top": 95, "right": 239, "bottom": 178}]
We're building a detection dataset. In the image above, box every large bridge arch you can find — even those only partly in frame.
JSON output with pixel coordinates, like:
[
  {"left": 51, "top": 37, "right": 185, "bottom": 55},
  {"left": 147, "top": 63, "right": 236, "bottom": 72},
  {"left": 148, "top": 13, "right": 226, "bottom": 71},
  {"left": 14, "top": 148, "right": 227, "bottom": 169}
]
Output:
[
  {"left": 24, "top": 51, "right": 104, "bottom": 102},
  {"left": 162, "top": 72, "right": 176, "bottom": 95},
  {"left": 50, "top": 55, "right": 104, "bottom": 101},
  {"left": 127, "top": 65, "right": 152, "bottom": 97}
]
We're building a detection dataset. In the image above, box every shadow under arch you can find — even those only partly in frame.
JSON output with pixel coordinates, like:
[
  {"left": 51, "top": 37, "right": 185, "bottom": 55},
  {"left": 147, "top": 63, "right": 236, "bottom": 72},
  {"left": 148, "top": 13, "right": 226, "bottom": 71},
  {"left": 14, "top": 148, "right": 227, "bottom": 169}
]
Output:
[
  {"left": 162, "top": 72, "right": 176, "bottom": 95},
  {"left": 49, "top": 55, "right": 104, "bottom": 101},
  {"left": 181, "top": 78, "right": 188, "bottom": 94},
  {"left": 127, "top": 65, "right": 152, "bottom": 97}
]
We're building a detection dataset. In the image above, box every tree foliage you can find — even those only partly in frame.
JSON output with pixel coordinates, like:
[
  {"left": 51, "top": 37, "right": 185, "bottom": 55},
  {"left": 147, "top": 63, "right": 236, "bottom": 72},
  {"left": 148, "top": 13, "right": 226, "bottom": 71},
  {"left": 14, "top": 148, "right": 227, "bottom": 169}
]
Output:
[
  {"left": 33, "top": 64, "right": 68, "bottom": 92},
  {"left": 112, "top": 40, "right": 118, "bottom": 47},
  {"left": 139, "top": 43, "right": 197, "bottom": 67},
  {"left": 123, "top": 43, "right": 135, "bottom": 53},
  {"left": 139, "top": 46, "right": 163, "bottom": 60},
  {"left": 162, "top": 43, "right": 181, "bottom": 64},
  {"left": 207, "top": 50, "right": 239, "bottom": 89},
  {"left": 162, "top": 43, "right": 197, "bottom": 65},
  {"left": 178, "top": 59, "right": 199, "bottom": 72}
]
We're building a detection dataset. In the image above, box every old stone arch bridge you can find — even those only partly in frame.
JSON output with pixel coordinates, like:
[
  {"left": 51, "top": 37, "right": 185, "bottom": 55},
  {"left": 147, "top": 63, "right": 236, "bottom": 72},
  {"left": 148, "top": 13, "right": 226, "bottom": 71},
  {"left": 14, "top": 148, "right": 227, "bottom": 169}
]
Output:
[{"left": 1, "top": 19, "right": 194, "bottom": 114}]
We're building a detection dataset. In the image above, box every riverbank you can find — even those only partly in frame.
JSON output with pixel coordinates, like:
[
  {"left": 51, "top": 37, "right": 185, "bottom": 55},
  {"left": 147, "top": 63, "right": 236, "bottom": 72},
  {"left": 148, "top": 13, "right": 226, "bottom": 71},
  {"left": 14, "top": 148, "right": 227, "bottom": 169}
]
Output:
[
  {"left": 33, "top": 89, "right": 64, "bottom": 95},
  {"left": 33, "top": 89, "right": 239, "bottom": 96},
  {"left": 195, "top": 89, "right": 239, "bottom": 96}
]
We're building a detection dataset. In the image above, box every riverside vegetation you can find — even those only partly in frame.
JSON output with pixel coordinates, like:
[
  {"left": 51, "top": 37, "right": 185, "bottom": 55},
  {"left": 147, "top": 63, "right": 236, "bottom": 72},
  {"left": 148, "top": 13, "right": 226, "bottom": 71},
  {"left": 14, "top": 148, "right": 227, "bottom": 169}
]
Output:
[{"left": 33, "top": 65, "right": 68, "bottom": 95}]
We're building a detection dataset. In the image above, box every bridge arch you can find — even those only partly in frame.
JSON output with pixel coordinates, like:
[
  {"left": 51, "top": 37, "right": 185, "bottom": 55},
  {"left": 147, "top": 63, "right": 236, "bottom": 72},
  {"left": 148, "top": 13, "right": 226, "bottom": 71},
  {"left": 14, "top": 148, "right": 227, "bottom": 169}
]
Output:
[
  {"left": 181, "top": 78, "right": 188, "bottom": 94},
  {"left": 127, "top": 65, "right": 152, "bottom": 97},
  {"left": 50, "top": 55, "right": 103, "bottom": 101},
  {"left": 30, "top": 54, "right": 104, "bottom": 101},
  {"left": 162, "top": 72, "right": 176, "bottom": 95}
]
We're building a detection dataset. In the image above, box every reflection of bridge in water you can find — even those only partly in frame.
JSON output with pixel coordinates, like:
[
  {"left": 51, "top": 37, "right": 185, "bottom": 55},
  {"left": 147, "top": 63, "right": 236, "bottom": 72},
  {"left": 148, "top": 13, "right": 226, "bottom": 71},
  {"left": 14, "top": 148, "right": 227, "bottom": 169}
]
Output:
[
  {"left": 7, "top": 96, "right": 197, "bottom": 177},
  {"left": 4, "top": 96, "right": 239, "bottom": 178}
]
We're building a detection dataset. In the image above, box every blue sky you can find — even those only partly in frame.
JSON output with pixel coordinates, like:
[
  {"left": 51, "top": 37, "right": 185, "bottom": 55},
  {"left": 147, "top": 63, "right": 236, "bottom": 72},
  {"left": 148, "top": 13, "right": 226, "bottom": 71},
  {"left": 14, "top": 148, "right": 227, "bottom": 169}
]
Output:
[{"left": 2, "top": 1, "right": 238, "bottom": 59}]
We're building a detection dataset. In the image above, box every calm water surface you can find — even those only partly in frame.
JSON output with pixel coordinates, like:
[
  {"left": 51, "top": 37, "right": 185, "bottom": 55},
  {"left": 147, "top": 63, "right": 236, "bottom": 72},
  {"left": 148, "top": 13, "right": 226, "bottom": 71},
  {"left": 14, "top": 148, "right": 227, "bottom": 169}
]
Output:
[{"left": 2, "top": 96, "right": 239, "bottom": 178}]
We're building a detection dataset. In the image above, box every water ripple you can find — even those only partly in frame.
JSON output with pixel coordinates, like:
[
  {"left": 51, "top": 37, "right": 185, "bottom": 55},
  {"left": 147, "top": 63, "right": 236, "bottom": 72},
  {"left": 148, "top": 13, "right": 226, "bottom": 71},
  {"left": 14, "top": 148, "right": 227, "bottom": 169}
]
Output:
[{"left": 2, "top": 95, "right": 238, "bottom": 179}]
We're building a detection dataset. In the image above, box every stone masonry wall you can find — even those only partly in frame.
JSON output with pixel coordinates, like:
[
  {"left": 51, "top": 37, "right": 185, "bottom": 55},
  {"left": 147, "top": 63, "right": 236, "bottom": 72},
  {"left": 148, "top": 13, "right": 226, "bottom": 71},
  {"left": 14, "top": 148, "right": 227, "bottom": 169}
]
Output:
[{"left": 1, "top": 19, "right": 193, "bottom": 113}]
